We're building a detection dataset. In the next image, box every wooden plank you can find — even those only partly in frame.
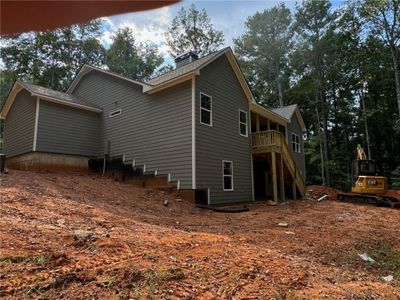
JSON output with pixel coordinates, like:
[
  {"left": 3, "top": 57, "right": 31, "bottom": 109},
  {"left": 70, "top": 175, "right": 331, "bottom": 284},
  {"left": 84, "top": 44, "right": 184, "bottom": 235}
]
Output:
[
  {"left": 292, "top": 181, "right": 297, "bottom": 200},
  {"left": 280, "top": 153, "right": 285, "bottom": 201},
  {"left": 271, "top": 151, "right": 278, "bottom": 202}
]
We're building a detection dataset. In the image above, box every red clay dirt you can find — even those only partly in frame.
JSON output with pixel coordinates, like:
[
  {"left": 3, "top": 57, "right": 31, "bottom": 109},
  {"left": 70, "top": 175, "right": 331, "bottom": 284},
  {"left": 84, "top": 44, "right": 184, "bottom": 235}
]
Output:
[{"left": 0, "top": 170, "right": 399, "bottom": 299}]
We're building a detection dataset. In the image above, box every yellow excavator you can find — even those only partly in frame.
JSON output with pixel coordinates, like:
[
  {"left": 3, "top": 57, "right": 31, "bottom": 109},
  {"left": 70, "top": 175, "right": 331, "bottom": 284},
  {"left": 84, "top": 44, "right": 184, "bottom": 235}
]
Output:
[{"left": 337, "top": 145, "right": 400, "bottom": 208}]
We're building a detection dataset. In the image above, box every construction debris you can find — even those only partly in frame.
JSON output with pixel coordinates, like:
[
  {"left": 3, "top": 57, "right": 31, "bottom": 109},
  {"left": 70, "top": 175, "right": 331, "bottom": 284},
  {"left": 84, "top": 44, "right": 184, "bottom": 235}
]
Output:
[
  {"left": 381, "top": 275, "right": 394, "bottom": 282},
  {"left": 278, "top": 222, "right": 288, "bottom": 227},
  {"left": 358, "top": 253, "right": 375, "bottom": 263},
  {"left": 317, "top": 194, "right": 328, "bottom": 202},
  {"left": 285, "top": 231, "right": 295, "bottom": 235}
]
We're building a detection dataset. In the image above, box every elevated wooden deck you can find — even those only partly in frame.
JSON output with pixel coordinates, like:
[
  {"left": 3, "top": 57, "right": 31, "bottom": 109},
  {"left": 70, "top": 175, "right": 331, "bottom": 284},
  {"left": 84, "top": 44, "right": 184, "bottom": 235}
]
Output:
[{"left": 251, "top": 130, "right": 306, "bottom": 200}]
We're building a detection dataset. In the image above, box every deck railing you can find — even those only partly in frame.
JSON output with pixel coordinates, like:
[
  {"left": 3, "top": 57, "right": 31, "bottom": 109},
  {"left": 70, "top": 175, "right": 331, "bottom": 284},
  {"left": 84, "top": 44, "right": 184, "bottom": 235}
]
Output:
[{"left": 251, "top": 130, "right": 282, "bottom": 149}]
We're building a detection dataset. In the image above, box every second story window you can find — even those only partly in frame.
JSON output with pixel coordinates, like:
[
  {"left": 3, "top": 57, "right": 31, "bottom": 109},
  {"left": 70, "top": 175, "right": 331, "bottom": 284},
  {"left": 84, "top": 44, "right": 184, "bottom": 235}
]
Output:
[
  {"left": 200, "top": 93, "right": 212, "bottom": 126},
  {"left": 239, "top": 109, "right": 248, "bottom": 137},
  {"left": 292, "top": 133, "right": 300, "bottom": 153}
]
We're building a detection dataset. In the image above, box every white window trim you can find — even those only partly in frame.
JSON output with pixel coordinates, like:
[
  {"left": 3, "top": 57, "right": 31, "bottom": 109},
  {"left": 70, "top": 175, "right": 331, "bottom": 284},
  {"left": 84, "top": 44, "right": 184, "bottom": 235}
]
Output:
[
  {"left": 200, "top": 92, "right": 212, "bottom": 127},
  {"left": 291, "top": 133, "right": 301, "bottom": 153},
  {"left": 239, "top": 109, "right": 248, "bottom": 137},
  {"left": 109, "top": 109, "right": 121, "bottom": 117},
  {"left": 222, "top": 160, "right": 234, "bottom": 192}
]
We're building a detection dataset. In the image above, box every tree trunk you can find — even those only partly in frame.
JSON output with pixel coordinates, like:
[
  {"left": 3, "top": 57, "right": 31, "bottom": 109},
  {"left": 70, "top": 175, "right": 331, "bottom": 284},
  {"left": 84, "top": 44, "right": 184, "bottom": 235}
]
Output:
[
  {"left": 321, "top": 91, "right": 331, "bottom": 187},
  {"left": 316, "top": 107, "right": 325, "bottom": 186},
  {"left": 361, "top": 91, "right": 371, "bottom": 159},
  {"left": 275, "top": 61, "right": 284, "bottom": 107},
  {"left": 315, "top": 84, "right": 325, "bottom": 185},
  {"left": 389, "top": 44, "right": 400, "bottom": 119}
]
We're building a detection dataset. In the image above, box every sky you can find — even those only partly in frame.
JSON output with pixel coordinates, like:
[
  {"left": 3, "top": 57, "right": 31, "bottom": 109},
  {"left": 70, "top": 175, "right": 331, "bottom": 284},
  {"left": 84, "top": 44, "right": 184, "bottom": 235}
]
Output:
[{"left": 100, "top": 0, "right": 344, "bottom": 65}]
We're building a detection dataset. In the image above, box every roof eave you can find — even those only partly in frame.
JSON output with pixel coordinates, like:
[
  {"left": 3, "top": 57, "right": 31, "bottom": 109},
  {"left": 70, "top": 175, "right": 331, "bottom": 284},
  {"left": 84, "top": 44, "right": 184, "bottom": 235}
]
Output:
[
  {"left": 250, "top": 102, "right": 288, "bottom": 126},
  {"left": 34, "top": 93, "right": 103, "bottom": 113},
  {"left": 0, "top": 81, "right": 102, "bottom": 118},
  {"left": 144, "top": 71, "right": 199, "bottom": 94},
  {"left": 0, "top": 81, "right": 23, "bottom": 118}
]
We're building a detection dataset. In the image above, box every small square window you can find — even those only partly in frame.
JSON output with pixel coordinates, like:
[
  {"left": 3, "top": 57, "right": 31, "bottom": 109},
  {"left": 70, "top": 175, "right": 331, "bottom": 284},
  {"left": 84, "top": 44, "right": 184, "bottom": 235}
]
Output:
[{"left": 200, "top": 93, "right": 212, "bottom": 126}]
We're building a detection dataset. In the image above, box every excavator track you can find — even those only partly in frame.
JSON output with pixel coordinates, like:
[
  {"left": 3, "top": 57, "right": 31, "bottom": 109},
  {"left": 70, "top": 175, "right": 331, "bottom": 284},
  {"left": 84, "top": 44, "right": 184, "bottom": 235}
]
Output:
[{"left": 337, "top": 192, "right": 400, "bottom": 209}]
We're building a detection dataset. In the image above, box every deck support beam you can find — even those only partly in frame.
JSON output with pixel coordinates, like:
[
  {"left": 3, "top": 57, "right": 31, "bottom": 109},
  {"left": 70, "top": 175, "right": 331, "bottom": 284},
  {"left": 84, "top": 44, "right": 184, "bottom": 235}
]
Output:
[
  {"left": 280, "top": 154, "right": 285, "bottom": 201},
  {"left": 271, "top": 152, "right": 278, "bottom": 202},
  {"left": 292, "top": 181, "right": 297, "bottom": 200}
]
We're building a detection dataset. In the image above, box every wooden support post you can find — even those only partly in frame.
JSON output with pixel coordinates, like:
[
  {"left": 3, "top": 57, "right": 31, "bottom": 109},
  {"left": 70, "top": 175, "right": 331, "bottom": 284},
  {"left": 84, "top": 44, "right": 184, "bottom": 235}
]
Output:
[
  {"left": 280, "top": 154, "right": 285, "bottom": 201},
  {"left": 293, "top": 170, "right": 297, "bottom": 200},
  {"left": 256, "top": 114, "right": 260, "bottom": 132},
  {"left": 292, "top": 181, "right": 297, "bottom": 200},
  {"left": 267, "top": 119, "right": 270, "bottom": 130},
  {"left": 271, "top": 152, "right": 278, "bottom": 202}
]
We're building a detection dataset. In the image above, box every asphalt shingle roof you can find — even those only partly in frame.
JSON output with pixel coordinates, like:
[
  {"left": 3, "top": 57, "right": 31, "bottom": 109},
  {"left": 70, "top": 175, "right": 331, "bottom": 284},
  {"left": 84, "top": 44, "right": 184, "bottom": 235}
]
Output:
[
  {"left": 18, "top": 80, "right": 101, "bottom": 110},
  {"left": 271, "top": 104, "right": 297, "bottom": 121},
  {"left": 147, "top": 48, "right": 228, "bottom": 86}
]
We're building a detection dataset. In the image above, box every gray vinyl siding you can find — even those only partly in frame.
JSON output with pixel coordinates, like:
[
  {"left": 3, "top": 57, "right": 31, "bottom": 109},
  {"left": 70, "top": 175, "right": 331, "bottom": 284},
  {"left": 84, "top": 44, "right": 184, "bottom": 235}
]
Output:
[
  {"left": 288, "top": 115, "right": 306, "bottom": 179},
  {"left": 196, "top": 55, "right": 253, "bottom": 205},
  {"left": 72, "top": 72, "right": 192, "bottom": 188},
  {"left": 3, "top": 89, "right": 36, "bottom": 157},
  {"left": 36, "top": 101, "right": 101, "bottom": 157}
]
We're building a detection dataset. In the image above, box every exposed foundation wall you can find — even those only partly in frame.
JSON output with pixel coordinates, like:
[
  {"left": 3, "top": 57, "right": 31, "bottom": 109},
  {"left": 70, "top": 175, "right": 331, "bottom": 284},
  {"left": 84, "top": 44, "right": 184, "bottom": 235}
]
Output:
[{"left": 5, "top": 152, "right": 91, "bottom": 172}]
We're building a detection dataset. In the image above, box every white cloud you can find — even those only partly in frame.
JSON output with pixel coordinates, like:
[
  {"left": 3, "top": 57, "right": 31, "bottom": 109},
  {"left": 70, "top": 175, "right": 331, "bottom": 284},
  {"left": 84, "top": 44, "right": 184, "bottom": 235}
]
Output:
[{"left": 99, "top": 6, "right": 174, "bottom": 61}]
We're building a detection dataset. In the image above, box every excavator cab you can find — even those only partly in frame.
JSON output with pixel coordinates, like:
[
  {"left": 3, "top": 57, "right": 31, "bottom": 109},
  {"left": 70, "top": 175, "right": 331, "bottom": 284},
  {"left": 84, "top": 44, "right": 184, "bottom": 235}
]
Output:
[{"left": 351, "top": 159, "right": 387, "bottom": 195}]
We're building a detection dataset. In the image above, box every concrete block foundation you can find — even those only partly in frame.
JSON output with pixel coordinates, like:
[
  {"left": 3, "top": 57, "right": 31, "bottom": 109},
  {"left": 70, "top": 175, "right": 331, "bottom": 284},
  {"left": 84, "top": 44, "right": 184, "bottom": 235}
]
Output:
[{"left": 5, "top": 152, "right": 92, "bottom": 172}]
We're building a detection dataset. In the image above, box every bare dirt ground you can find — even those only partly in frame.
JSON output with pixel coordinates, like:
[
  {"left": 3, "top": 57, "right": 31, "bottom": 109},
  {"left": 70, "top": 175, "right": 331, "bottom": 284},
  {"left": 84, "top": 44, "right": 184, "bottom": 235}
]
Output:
[{"left": 0, "top": 170, "right": 399, "bottom": 299}]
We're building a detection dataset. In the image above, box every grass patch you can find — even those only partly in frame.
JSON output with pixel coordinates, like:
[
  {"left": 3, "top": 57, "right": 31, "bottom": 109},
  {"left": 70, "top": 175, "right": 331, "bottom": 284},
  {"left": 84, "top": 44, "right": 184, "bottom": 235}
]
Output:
[
  {"left": 142, "top": 252, "right": 159, "bottom": 261},
  {"left": 0, "top": 253, "right": 52, "bottom": 267},
  {"left": 142, "top": 267, "right": 184, "bottom": 296},
  {"left": 367, "top": 242, "right": 400, "bottom": 284}
]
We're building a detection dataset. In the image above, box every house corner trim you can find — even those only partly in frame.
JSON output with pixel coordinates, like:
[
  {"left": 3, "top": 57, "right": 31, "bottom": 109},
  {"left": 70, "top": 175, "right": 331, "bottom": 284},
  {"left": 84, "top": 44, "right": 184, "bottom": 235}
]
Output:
[
  {"left": 32, "top": 97, "right": 40, "bottom": 151},
  {"left": 192, "top": 76, "right": 196, "bottom": 189}
]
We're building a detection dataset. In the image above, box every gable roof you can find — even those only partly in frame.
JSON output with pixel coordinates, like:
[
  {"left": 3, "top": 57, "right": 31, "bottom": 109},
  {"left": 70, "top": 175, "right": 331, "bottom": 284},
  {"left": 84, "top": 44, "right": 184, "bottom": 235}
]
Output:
[
  {"left": 145, "top": 47, "right": 254, "bottom": 101},
  {"left": 272, "top": 104, "right": 306, "bottom": 131},
  {"left": 67, "top": 64, "right": 151, "bottom": 94},
  {"left": 66, "top": 47, "right": 254, "bottom": 102},
  {"left": 0, "top": 80, "right": 102, "bottom": 118}
]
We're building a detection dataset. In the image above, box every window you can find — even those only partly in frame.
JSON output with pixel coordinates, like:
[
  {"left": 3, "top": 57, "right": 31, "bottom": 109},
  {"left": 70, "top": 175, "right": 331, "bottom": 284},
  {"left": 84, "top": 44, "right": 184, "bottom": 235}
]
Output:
[
  {"left": 200, "top": 93, "right": 212, "bottom": 126},
  {"left": 222, "top": 160, "right": 233, "bottom": 191},
  {"left": 239, "top": 109, "right": 248, "bottom": 137},
  {"left": 291, "top": 133, "right": 300, "bottom": 153},
  {"left": 109, "top": 109, "right": 121, "bottom": 117}
]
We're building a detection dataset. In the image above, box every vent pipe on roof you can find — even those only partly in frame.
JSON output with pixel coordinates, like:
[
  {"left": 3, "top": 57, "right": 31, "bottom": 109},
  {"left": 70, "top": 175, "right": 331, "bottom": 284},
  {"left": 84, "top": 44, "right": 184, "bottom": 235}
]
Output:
[{"left": 175, "top": 51, "right": 198, "bottom": 68}]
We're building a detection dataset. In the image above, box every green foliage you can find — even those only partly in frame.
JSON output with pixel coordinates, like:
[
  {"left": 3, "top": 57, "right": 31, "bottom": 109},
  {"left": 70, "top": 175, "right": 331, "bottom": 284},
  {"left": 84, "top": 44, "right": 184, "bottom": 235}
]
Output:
[
  {"left": 391, "top": 166, "right": 400, "bottom": 188},
  {"left": 234, "top": 3, "right": 293, "bottom": 108},
  {"left": 165, "top": 4, "right": 224, "bottom": 58},
  {"left": 106, "top": 27, "right": 164, "bottom": 81},
  {"left": 0, "top": 19, "right": 105, "bottom": 104},
  {"left": 236, "top": 0, "right": 400, "bottom": 188}
]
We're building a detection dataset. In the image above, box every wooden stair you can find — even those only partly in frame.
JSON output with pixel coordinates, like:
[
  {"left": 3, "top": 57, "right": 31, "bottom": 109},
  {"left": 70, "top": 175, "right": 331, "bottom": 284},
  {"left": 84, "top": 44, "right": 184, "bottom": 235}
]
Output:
[{"left": 251, "top": 130, "right": 306, "bottom": 198}]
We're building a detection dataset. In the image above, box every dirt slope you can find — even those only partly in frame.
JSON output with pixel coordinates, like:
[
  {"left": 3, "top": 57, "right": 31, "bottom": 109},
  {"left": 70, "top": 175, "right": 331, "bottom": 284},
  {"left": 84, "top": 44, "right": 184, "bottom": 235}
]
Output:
[{"left": 0, "top": 170, "right": 399, "bottom": 299}]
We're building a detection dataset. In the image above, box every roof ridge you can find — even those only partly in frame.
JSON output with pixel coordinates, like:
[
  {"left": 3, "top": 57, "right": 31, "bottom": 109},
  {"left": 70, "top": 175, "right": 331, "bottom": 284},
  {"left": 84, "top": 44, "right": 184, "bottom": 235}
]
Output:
[
  {"left": 149, "top": 47, "right": 230, "bottom": 81},
  {"left": 146, "top": 47, "right": 231, "bottom": 86}
]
